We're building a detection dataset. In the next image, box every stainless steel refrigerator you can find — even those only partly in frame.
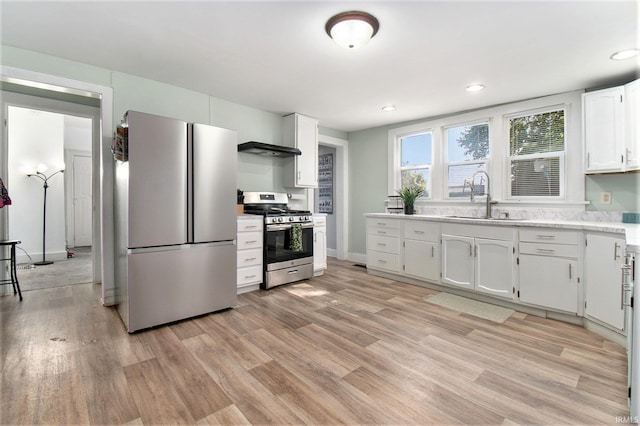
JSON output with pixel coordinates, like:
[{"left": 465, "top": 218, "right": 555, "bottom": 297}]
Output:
[{"left": 114, "top": 110, "right": 237, "bottom": 332}]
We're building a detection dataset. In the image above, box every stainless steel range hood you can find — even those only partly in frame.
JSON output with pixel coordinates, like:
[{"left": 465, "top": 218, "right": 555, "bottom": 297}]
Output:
[{"left": 237, "top": 141, "right": 301, "bottom": 157}]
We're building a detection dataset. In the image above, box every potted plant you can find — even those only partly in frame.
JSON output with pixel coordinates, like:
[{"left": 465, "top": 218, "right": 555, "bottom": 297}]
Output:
[{"left": 397, "top": 185, "right": 425, "bottom": 215}]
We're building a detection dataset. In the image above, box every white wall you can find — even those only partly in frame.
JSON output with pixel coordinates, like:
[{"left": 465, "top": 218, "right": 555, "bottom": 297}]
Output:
[{"left": 8, "top": 106, "right": 66, "bottom": 262}]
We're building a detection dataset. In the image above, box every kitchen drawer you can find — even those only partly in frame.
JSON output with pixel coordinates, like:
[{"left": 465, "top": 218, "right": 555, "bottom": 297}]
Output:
[
  {"left": 367, "top": 218, "right": 400, "bottom": 230},
  {"left": 237, "top": 231, "right": 262, "bottom": 250},
  {"left": 367, "top": 234, "right": 400, "bottom": 254},
  {"left": 519, "top": 242, "right": 578, "bottom": 258},
  {"left": 367, "top": 250, "right": 400, "bottom": 273},
  {"left": 367, "top": 226, "right": 400, "bottom": 238},
  {"left": 519, "top": 228, "right": 579, "bottom": 245},
  {"left": 237, "top": 264, "right": 262, "bottom": 286},
  {"left": 237, "top": 248, "right": 262, "bottom": 267},
  {"left": 404, "top": 220, "right": 439, "bottom": 242},
  {"left": 237, "top": 218, "right": 263, "bottom": 233}
]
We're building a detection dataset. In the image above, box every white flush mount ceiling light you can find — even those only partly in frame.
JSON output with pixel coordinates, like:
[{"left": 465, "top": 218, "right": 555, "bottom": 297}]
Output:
[
  {"left": 325, "top": 11, "right": 379, "bottom": 49},
  {"left": 381, "top": 105, "right": 396, "bottom": 112},
  {"left": 610, "top": 48, "right": 640, "bottom": 60},
  {"left": 466, "top": 84, "right": 485, "bottom": 92}
]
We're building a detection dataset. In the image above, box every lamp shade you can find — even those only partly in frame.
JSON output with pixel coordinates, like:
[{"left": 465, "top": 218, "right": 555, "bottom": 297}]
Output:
[{"left": 325, "top": 11, "right": 379, "bottom": 49}]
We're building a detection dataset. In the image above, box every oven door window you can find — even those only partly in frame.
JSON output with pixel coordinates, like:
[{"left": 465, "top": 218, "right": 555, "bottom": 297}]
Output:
[{"left": 266, "top": 225, "right": 313, "bottom": 263}]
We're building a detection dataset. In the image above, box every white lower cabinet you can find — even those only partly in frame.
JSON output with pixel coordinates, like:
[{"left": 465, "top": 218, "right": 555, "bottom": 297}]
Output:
[
  {"left": 518, "top": 228, "right": 580, "bottom": 314},
  {"left": 441, "top": 225, "right": 515, "bottom": 299},
  {"left": 313, "top": 215, "right": 327, "bottom": 276},
  {"left": 366, "top": 218, "right": 400, "bottom": 273},
  {"left": 403, "top": 220, "right": 440, "bottom": 282},
  {"left": 441, "top": 235, "right": 474, "bottom": 289},
  {"left": 237, "top": 216, "right": 263, "bottom": 293},
  {"left": 475, "top": 238, "right": 515, "bottom": 299},
  {"left": 519, "top": 255, "right": 578, "bottom": 313},
  {"left": 584, "top": 233, "right": 626, "bottom": 331}
]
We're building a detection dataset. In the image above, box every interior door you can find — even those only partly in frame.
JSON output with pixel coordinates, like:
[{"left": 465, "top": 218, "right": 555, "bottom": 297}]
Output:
[{"left": 72, "top": 154, "right": 92, "bottom": 246}]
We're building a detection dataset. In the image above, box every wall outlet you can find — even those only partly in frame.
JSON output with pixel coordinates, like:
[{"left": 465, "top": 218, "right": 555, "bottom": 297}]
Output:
[{"left": 600, "top": 192, "right": 612, "bottom": 204}]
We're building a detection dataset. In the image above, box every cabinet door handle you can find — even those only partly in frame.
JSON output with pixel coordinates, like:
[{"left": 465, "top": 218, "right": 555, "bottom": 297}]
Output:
[
  {"left": 431, "top": 246, "right": 435, "bottom": 258},
  {"left": 587, "top": 152, "right": 590, "bottom": 167},
  {"left": 568, "top": 264, "right": 572, "bottom": 280},
  {"left": 469, "top": 245, "right": 473, "bottom": 257},
  {"left": 614, "top": 242, "right": 621, "bottom": 260}
]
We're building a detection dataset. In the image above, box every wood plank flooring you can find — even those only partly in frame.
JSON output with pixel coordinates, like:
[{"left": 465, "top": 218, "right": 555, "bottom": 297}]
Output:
[{"left": 0, "top": 258, "right": 629, "bottom": 425}]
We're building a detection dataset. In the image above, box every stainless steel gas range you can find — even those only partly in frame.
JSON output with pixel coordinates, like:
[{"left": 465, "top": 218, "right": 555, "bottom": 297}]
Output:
[{"left": 243, "top": 192, "right": 314, "bottom": 289}]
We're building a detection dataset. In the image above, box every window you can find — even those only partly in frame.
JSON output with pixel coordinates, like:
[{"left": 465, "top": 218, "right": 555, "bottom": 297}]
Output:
[
  {"left": 507, "top": 109, "right": 565, "bottom": 198},
  {"left": 400, "top": 132, "right": 432, "bottom": 197},
  {"left": 446, "top": 122, "right": 489, "bottom": 198},
  {"left": 388, "top": 90, "right": 582, "bottom": 206}
]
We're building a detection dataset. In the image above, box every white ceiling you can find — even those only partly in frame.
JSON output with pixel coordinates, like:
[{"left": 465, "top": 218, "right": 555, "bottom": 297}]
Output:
[{"left": 1, "top": 1, "right": 638, "bottom": 132}]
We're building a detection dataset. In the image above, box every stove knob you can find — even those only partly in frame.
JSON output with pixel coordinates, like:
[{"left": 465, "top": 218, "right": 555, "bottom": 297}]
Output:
[
  {"left": 303, "top": 216, "right": 309, "bottom": 221},
  {"left": 289, "top": 216, "right": 295, "bottom": 222},
  {"left": 278, "top": 217, "right": 284, "bottom": 223}
]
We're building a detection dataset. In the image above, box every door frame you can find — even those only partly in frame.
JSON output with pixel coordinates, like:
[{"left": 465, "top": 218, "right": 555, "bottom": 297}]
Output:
[
  {"left": 1, "top": 65, "right": 115, "bottom": 304},
  {"left": 317, "top": 134, "right": 348, "bottom": 260}
]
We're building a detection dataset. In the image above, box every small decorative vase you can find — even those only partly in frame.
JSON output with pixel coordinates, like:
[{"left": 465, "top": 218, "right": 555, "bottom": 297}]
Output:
[{"left": 404, "top": 204, "right": 414, "bottom": 215}]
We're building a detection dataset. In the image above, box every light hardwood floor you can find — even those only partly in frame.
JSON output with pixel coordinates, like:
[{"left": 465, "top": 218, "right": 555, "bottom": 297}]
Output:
[{"left": 1, "top": 258, "right": 629, "bottom": 425}]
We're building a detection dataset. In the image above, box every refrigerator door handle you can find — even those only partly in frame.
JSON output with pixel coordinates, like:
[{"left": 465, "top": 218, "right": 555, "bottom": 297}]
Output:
[{"left": 187, "top": 123, "right": 194, "bottom": 243}]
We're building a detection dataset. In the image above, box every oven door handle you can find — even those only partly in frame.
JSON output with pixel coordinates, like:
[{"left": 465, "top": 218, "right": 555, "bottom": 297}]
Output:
[{"left": 267, "top": 223, "right": 314, "bottom": 231}]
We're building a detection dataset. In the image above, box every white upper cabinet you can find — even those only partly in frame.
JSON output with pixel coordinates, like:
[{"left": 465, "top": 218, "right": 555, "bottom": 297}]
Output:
[
  {"left": 583, "top": 79, "right": 639, "bottom": 173},
  {"left": 283, "top": 113, "right": 319, "bottom": 188},
  {"left": 625, "top": 79, "right": 640, "bottom": 170}
]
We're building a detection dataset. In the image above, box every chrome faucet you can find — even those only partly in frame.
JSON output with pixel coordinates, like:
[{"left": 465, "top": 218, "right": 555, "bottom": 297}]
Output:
[{"left": 471, "top": 170, "right": 495, "bottom": 218}]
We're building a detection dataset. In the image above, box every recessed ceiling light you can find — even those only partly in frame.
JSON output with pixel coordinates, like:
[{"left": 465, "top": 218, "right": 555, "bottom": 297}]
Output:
[
  {"left": 610, "top": 49, "right": 640, "bottom": 60},
  {"left": 381, "top": 105, "right": 396, "bottom": 112},
  {"left": 466, "top": 84, "right": 485, "bottom": 92}
]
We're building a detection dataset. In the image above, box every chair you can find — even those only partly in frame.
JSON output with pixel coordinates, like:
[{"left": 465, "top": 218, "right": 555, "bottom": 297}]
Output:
[{"left": 0, "top": 240, "right": 23, "bottom": 301}]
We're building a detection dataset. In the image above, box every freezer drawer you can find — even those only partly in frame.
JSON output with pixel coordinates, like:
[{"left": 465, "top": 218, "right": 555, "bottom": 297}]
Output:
[{"left": 126, "top": 243, "right": 236, "bottom": 332}]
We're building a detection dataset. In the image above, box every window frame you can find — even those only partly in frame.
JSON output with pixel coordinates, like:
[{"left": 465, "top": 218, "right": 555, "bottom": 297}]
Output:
[
  {"left": 387, "top": 90, "right": 584, "bottom": 208},
  {"left": 504, "top": 105, "right": 567, "bottom": 200},
  {"left": 443, "top": 120, "right": 491, "bottom": 200},
  {"left": 399, "top": 131, "right": 433, "bottom": 199}
]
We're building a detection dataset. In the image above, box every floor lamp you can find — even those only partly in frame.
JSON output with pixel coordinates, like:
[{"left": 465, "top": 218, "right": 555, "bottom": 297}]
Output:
[{"left": 27, "top": 168, "right": 64, "bottom": 266}]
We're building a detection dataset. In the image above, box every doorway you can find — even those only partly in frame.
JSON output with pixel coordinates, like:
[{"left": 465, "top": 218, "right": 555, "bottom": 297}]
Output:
[
  {"left": 316, "top": 134, "right": 348, "bottom": 260},
  {"left": 1, "top": 92, "right": 98, "bottom": 293}
]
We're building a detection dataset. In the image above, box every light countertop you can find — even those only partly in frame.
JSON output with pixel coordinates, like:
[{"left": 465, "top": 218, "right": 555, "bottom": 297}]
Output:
[{"left": 364, "top": 213, "right": 640, "bottom": 252}]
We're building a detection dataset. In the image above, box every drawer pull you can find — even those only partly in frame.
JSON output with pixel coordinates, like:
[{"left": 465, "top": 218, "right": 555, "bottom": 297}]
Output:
[
  {"left": 536, "top": 248, "right": 556, "bottom": 254},
  {"left": 377, "top": 222, "right": 387, "bottom": 226},
  {"left": 245, "top": 257, "right": 256, "bottom": 261},
  {"left": 377, "top": 243, "right": 387, "bottom": 246},
  {"left": 245, "top": 240, "right": 257, "bottom": 244},
  {"left": 244, "top": 225, "right": 258, "bottom": 229},
  {"left": 244, "top": 274, "right": 256, "bottom": 279},
  {"left": 536, "top": 235, "right": 556, "bottom": 240},
  {"left": 413, "top": 230, "right": 425, "bottom": 234},
  {"left": 377, "top": 259, "right": 388, "bottom": 264},
  {"left": 377, "top": 231, "right": 387, "bottom": 235}
]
